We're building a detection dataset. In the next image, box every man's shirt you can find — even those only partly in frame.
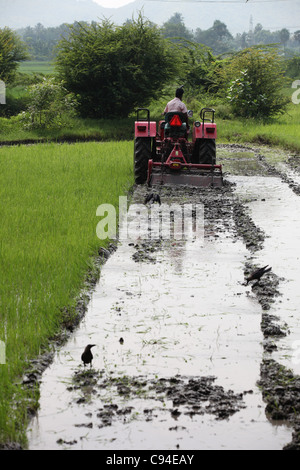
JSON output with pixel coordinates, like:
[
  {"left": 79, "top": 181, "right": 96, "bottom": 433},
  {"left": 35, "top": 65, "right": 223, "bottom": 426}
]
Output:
[{"left": 164, "top": 97, "right": 188, "bottom": 114}]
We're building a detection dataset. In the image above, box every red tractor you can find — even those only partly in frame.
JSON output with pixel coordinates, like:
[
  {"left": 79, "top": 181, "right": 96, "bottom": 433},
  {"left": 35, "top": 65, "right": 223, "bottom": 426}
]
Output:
[{"left": 134, "top": 107, "right": 223, "bottom": 187}]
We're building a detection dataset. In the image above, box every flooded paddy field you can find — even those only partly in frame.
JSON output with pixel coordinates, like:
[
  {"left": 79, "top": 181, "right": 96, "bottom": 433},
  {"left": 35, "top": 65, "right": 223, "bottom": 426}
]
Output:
[{"left": 26, "top": 144, "right": 300, "bottom": 450}]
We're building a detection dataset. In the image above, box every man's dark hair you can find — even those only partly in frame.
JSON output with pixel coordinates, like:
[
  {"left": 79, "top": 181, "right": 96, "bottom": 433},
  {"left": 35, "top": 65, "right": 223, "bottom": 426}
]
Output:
[{"left": 176, "top": 87, "right": 184, "bottom": 99}]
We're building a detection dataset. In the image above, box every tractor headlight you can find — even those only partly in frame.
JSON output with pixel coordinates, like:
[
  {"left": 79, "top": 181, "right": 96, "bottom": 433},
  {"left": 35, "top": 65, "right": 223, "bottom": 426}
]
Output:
[{"left": 195, "top": 121, "right": 201, "bottom": 127}]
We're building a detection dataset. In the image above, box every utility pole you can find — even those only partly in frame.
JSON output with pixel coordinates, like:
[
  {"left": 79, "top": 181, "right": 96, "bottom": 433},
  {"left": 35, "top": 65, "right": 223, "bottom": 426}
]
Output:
[{"left": 248, "top": 15, "right": 254, "bottom": 46}]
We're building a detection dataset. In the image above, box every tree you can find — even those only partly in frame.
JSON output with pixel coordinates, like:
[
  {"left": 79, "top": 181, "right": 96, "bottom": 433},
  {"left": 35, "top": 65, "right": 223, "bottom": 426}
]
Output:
[
  {"left": 18, "top": 23, "right": 71, "bottom": 60},
  {"left": 225, "top": 47, "right": 289, "bottom": 118},
  {"left": 285, "top": 56, "right": 300, "bottom": 79},
  {"left": 194, "top": 20, "right": 233, "bottom": 54},
  {"left": 294, "top": 30, "right": 300, "bottom": 45},
  {"left": 280, "top": 28, "right": 290, "bottom": 49},
  {"left": 252, "top": 23, "right": 278, "bottom": 46},
  {"left": 160, "top": 13, "right": 193, "bottom": 42},
  {"left": 56, "top": 15, "right": 178, "bottom": 118},
  {"left": 177, "top": 41, "right": 225, "bottom": 95},
  {"left": 0, "top": 28, "right": 28, "bottom": 83}
]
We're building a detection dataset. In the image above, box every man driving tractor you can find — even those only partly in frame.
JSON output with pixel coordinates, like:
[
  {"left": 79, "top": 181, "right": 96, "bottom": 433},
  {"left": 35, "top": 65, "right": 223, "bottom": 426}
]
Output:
[{"left": 164, "top": 87, "right": 189, "bottom": 130}]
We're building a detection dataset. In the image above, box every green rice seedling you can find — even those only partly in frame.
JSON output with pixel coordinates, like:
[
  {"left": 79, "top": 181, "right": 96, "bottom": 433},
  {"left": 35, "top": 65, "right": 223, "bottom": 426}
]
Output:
[
  {"left": 216, "top": 98, "right": 300, "bottom": 152},
  {"left": 18, "top": 61, "right": 56, "bottom": 75},
  {"left": 0, "top": 141, "right": 134, "bottom": 446}
]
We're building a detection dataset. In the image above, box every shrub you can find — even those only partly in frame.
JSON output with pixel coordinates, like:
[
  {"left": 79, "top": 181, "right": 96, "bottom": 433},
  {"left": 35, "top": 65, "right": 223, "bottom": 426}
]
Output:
[
  {"left": 56, "top": 15, "right": 178, "bottom": 118},
  {"left": 285, "top": 55, "right": 300, "bottom": 79},
  {"left": 0, "top": 86, "right": 31, "bottom": 117},
  {"left": 21, "top": 77, "right": 77, "bottom": 128},
  {"left": 225, "top": 47, "right": 289, "bottom": 118}
]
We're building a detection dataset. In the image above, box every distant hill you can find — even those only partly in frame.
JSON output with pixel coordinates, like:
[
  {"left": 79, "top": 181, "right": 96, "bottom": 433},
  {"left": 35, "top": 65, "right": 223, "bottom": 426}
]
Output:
[{"left": 1, "top": 0, "right": 300, "bottom": 35}]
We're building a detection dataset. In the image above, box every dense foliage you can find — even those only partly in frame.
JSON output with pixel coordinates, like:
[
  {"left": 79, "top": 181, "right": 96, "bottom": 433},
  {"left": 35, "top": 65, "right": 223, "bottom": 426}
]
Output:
[
  {"left": 194, "top": 20, "right": 233, "bottom": 55},
  {"left": 17, "top": 16, "right": 300, "bottom": 60},
  {"left": 20, "top": 77, "right": 77, "bottom": 128},
  {"left": 0, "top": 28, "right": 28, "bottom": 82},
  {"left": 17, "top": 23, "right": 69, "bottom": 61},
  {"left": 1, "top": 13, "right": 296, "bottom": 121},
  {"left": 224, "top": 47, "right": 289, "bottom": 118},
  {"left": 177, "top": 41, "right": 227, "bottom": 94},
  {"left": 56, "top": 16, "right": 177, "bottom": 118}
]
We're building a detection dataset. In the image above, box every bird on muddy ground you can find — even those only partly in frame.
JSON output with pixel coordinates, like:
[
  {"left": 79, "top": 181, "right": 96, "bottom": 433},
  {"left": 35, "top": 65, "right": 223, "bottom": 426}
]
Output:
[
  {"left": 144, "top": 192, "right": 161, "bottom": 205},
  {"left": 81, "top": 344, "right": 96, "bottom": 367},
  {"left": 245, "top": 265, "right": 272, "bottom": 286}
]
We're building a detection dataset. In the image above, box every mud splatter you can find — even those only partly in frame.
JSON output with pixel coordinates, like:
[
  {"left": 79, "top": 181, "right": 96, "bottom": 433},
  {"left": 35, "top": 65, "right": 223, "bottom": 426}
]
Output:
[
  {"left": 258, "top": 359, "right": 300, "bottom": 450},
  {"left": 68, "top": 368, "right": 247, "bottom": 431}
]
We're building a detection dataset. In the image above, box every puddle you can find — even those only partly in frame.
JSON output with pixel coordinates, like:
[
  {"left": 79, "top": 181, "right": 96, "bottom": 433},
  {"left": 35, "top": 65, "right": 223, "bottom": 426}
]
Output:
[
  {"left": 231, "top": 175, "right": 300, "bottom": 375},
  {"left": 27, "top": 182, "right": 293, "bottom": 450},
  {"left": 218, "top": 146, "right": 268, "bottom": 177},
  {"left": 276, "top": 161, "right": 300, "bottom": 187}
]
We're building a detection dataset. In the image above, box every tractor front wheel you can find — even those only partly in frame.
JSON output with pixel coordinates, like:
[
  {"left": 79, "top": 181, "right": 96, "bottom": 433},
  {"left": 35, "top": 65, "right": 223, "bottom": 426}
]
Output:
[{"left": 134, "top": 137, "right": 151, "bottom": 184}]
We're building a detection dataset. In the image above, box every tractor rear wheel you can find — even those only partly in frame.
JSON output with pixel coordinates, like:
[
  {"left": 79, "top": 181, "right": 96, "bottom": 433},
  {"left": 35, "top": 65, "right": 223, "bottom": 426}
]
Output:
[
  {"left": 134, "top": 137, "right": 151, "bottom": 184},
  {"left": 192, "top": 139, "right": 216, "bottom": 165},
  {"left": 198, "top": 139, "right": 216, "bottom": 165}
]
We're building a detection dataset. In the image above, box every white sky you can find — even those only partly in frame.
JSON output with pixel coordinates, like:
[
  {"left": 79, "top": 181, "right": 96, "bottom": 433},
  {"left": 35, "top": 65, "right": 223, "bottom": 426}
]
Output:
[{"left": 93, "top": 0, "right": 134, "bottom": 8}]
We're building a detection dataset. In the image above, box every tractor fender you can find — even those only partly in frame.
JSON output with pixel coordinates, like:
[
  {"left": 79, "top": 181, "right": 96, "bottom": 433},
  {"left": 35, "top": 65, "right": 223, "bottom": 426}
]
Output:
[
  {"left": 193, "top": 122, "right": 217, "bottom": 140},
  {"left": 135, "top": 121, "right": 157, "bottom": 138}
]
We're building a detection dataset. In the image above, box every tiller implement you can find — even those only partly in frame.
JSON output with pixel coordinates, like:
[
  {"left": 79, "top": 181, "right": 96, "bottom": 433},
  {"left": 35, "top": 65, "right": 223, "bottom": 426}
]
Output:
[{"left": 134, "top": 107, "right": 223, "bottom": 187}]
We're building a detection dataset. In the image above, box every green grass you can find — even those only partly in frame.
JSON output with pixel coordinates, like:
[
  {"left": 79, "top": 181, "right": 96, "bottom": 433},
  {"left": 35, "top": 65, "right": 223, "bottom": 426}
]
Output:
[
  {"left": 0, "top": 141, "right": 134, "bottom": 446},
  {"left": 217, "top": 103, "right": 300, "bottom": 152},
  {"left": 18, "top": 61, "right": 56, "bottom": 75},
  {"left": 1, "top": 84, "right": 299, "bottom": 151},
  {"left": 0, "top": 115, "right": 135, "bottom": 143}
]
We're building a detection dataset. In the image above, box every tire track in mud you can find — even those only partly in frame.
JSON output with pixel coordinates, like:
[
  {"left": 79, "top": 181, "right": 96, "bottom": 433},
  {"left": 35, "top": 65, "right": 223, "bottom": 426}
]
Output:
[
  {"left": 219, "top": 144, "right": 300, "bottom": 449},
  {"left": 258, "top": 154, "right": 300, "bottom": 197},
  {"left": 254, "top": 155, "right": 300, "bottom": 450}
]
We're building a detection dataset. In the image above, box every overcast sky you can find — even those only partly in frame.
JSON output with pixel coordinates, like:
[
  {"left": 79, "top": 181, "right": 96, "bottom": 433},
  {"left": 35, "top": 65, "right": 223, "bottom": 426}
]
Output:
[{"left": 93, "top": 0, "right": 134, "bottom": 8}]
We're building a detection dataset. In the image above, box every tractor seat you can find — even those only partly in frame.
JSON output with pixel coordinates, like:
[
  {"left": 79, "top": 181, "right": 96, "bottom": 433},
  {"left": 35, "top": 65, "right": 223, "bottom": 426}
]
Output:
[{"left": 164, "top": 112, "right": 187, "bottom": 138}]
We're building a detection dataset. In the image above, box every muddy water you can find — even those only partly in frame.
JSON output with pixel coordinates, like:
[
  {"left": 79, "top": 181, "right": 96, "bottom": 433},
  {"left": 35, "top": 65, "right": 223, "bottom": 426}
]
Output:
[
  {"left": 27, "top": 166, "right": 295, "bottom": 450},
  {"left": 231, "top": 174, "right": 300, "bottom": 375}
]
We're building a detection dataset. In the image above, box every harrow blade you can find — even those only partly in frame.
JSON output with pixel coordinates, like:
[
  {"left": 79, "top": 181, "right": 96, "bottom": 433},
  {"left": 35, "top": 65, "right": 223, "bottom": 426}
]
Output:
[
  {"left": 148, "top": 162, "right": 223, "bottom": 188},
  {"left": 150, "top": 172, "right": 223, "bottom": 187}
]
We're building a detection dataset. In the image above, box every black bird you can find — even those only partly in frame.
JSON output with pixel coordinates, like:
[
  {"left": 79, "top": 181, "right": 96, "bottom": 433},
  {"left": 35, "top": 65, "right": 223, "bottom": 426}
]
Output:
[
  {"left": 144, "top": 193, "right": 161, "bottom": 205},
  {"left": 245, "top": 265, "right": 272, "bottom": 286},
  {"left": 81, "top": 344, "right": 96, "bottom": 367}
]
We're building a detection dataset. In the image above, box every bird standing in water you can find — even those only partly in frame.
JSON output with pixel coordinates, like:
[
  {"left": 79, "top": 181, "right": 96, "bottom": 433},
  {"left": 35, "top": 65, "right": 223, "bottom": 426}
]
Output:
[
  {"left": 81, "top": 344, "right": 96, "bottom": 367},
  {"left": 245, "top": 265, "right": 272, "bottom": 286},
  {"left": 144, "top": 192, "right": 161, "bottom": 205}
]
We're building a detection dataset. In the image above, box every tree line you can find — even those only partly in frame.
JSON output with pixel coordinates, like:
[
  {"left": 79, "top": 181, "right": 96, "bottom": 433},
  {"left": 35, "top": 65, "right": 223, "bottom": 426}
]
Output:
[
  {"left": 0, "top": 13, "right": 297, "bottom": 123},
  {"left": 17, "top": 23, "right": 69, "bottom": 61},
  {"left": 15, "top": 14, "right": 300, "bottom": 60}
]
